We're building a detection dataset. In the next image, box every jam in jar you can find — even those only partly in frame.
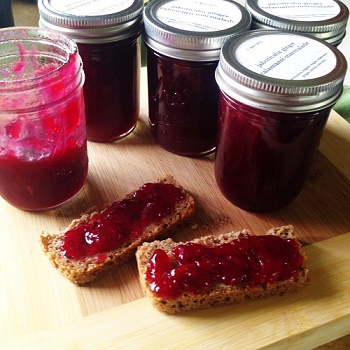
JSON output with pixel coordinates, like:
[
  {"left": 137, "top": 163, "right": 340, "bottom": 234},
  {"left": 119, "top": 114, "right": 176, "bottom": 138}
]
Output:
[
  {"left": 215, "top": 30, "right": 347, "bottom": 211},
  {"left": 77, "top": 38, "right": 140, "bottom": 142},
  {"left": 38, "top": 0, "right": 143, "bottom": 142},
  {"left": 143, "top": 0, "right": 251, "bottom": 156},
  {"left": 0, "top": 27, "right": 88, "bottom": 211},
  {"left": 147, "top": 52, "right": 219, "bottom": 156}
]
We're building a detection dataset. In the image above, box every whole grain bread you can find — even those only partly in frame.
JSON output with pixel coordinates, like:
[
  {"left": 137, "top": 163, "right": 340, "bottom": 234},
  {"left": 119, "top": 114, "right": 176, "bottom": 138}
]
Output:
[
  {"left": 136, "top": 225, "right": 309, "bottom": 314},
  {"left": 40, "top": 175, "right": 195, "bottom": 285}
]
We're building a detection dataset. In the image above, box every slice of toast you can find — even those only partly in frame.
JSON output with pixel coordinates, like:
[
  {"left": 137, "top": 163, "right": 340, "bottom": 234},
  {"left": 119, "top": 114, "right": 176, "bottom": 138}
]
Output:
[
  {"left": 40, "top": 175, "right": 195, "bottom": 285},
  {"left": 136, "top": 225, "right": 309, "bottom": 314}
]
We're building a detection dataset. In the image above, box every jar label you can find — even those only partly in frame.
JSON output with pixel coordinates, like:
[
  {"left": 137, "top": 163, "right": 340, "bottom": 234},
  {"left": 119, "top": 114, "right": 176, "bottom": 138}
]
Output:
[
  {"left": 257, "top": 0, "right": 340, "bottom": 21},
  {"left": 156, "top": 0, "right": 243, "bottom": 31},
  {"left": 49, "top": 0, "right": 134, "bottom": 15},
  {"left": 235, "top": 33, "right": 337, "bottom": 80}
]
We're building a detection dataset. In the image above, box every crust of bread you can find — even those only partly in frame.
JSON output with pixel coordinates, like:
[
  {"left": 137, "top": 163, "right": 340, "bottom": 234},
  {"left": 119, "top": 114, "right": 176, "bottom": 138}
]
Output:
[
  {"left": 40, "top": 175, "right": 195, "bottom": 285},
  {"left": 136, "top": 225, "right": 309, "bottom": 314}
]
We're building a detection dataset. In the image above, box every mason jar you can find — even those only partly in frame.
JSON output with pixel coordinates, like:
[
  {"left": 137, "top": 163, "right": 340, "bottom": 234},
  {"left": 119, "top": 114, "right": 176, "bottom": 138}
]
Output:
[
  {"left": 38, "top": 0, "right": 143, "bottom": 142},
  {"left": 0, "top": 27, "right": 88, "bottom": 211},
  {"left": 144, "top": 0, "right": 251, "bottom": 156},
  {"left": 215, "top": 30, "right": 347, "bottom": 211}
]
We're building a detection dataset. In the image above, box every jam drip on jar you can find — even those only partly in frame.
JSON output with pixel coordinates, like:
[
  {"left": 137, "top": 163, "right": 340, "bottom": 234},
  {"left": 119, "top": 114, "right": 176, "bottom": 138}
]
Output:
[
  {"left": 146, "top": 235, "right": 305, "bottom": 298},
  {"left": 61, "top": 183, "right": 184, "bottom": 260}
]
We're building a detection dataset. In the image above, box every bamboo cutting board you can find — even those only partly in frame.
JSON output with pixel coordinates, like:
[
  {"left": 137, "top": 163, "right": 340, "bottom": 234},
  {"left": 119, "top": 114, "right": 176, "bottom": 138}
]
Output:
[
  {"left": 1, "top": 68, "right": 350, "bottom": 348},
  {"left": 2, "top": 233, "right": 350, "bottom": 350}
]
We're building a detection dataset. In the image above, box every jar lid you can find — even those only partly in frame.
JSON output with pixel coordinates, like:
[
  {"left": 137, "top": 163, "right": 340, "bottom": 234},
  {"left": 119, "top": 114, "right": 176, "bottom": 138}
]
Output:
[
  {"left": 143, "top": 0, "right": 252, "bottom": 61},
  {"left": 245, "top": 0, "right": 349, "bottom": 45},
  {"left": 38, "top": 0, "right": 143, "bottom": 43},
  {"left": 216, "top": 30, "right": 347, "bottom": 112}
]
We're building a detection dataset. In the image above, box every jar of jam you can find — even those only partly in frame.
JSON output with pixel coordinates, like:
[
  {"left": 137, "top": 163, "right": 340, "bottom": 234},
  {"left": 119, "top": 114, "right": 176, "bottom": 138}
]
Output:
[
  {"left": 38, "top": 0, "right": 143, "bottom": 142},
  {"left": 245, "top": 0, "right": 349, "bottom": 46},
  {"left": 143, "top": 0, "right": 251, "bottom": 156},
  {"left": 0, "top": 27, "right": 88, "bottom": 211},
  {"left": 215, "top": 30, "right": 347, "bottom": 212}
]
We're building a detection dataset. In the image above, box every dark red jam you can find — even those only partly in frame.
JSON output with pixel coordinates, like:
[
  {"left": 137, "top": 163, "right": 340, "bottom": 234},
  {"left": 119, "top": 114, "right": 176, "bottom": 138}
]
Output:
[
  {"left": 146, "top": 235, "right": 304, "bottom": 299},
  {"left": 61, "top": 183, "right": 184, "bottom": 260},
  {"left": 214, "top": 93, "right": 331, "bottom": 211},
  {"left": 147, "top": 48, "right": 219, "bottom": 156},
  {"left": 78, "top": 36, "right": 140, "bottom": 142}
]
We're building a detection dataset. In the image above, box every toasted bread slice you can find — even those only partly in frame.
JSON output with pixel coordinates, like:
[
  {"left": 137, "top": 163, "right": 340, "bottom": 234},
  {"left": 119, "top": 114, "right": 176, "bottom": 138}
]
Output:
[
  {"left": 40, "top": 175, "right": 195, "bottom": 285},
  {"left": 136, "top": 225, "right": 308, "bottom": 314}
]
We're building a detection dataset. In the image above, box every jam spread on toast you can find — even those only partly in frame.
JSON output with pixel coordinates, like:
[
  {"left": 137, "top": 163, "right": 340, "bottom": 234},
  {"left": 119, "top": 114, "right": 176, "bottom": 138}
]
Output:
[
  {"left": 146, "top": 235, "right": 305, "bottom": 298},
  {"left": 61, "top": 183, "right": 184, "bottom": 260}
]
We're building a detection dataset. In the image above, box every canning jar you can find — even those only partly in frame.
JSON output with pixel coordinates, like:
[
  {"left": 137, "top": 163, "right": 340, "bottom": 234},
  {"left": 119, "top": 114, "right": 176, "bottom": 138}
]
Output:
[
  {"left": 215, "top": 30, "right": 347, "bottom": 212},
  {"left": 245, "top": 0, "right": 349, "bottom": 46},
  {"left": 143, "top": 0, "right": 251, "bottom": 156},
  {"left": 0, "top": 27, "right": 88, "bottom": 211},
  {"left": 38, "top": 0, "right": 143, "bottom": 142}
]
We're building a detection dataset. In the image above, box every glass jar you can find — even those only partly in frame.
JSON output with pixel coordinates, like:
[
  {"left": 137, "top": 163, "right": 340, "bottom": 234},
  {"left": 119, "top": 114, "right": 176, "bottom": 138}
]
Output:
[
  {"left": 0, "top": 27, "right": 88, "bottom": 211},
  {"left": 38, "top": 0, "right": 143, "bottom": 142},
  {"left": 215, "top": 30, "right": 347, "bottom": 212},
  {"left": 144, "top": 0, "right": 251, "bottom": 156},
  {"left": 245, "top": 0, "right": 349, "bottom": 46}
]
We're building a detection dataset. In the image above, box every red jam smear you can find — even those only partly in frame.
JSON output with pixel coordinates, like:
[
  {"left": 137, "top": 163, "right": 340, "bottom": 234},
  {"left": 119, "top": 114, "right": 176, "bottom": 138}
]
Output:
[
  {"left": 61, "top": 183, "right": 184, "bottom": 260},
  {"left": 146, "top": 235, "right": 305, "bottom": 299}
]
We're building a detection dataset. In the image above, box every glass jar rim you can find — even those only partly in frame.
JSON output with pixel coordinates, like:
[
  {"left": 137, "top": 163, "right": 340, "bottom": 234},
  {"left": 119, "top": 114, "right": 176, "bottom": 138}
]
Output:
[
  {"left": 0, "top": 27, "right": 78, "bottom": 83},
  {"left": 0, "top": 27, "right": 83, "bottom": 110}
]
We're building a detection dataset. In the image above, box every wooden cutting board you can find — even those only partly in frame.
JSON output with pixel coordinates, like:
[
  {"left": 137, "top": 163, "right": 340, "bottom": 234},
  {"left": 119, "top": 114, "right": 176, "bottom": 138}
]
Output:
[
  {"left": 2, "top": 233, "right": 350, "bottom": 349},
  {"left": 1, "top": 68, "right": 350, "bottom": 348}
]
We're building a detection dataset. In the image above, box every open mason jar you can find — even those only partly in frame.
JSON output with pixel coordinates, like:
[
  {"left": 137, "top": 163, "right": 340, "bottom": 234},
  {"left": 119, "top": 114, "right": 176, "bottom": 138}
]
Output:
[{"left": 0, "top": 27, "right": 88, "bottom": 211}]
